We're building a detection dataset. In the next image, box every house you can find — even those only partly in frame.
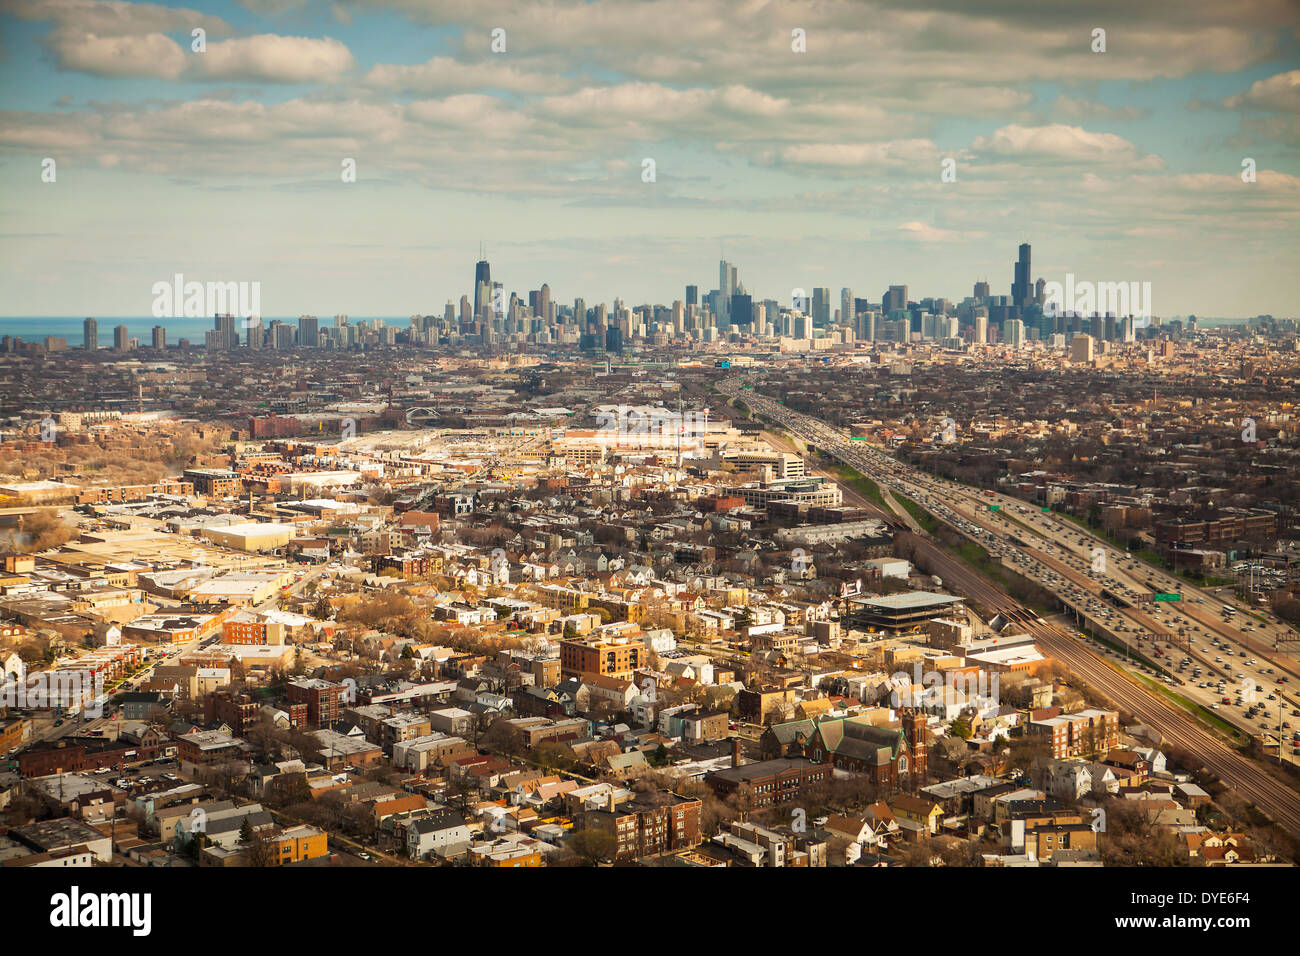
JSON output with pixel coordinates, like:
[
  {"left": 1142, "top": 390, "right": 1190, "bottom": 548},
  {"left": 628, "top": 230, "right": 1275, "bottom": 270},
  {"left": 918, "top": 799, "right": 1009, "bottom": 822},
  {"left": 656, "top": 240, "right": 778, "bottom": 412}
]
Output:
[
  {"left": 406, "top": 809, "right": 473, "bottom": 861},
  {"left": 891, "top": 795, "right": 943, "bottom": 834}
]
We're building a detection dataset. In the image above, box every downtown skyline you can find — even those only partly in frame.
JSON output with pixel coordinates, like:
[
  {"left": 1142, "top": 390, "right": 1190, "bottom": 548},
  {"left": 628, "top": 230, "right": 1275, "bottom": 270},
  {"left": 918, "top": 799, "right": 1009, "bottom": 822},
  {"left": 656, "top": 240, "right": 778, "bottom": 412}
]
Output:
[{"left": 1, "top": 0, "right": 1298, "bottom": 318}]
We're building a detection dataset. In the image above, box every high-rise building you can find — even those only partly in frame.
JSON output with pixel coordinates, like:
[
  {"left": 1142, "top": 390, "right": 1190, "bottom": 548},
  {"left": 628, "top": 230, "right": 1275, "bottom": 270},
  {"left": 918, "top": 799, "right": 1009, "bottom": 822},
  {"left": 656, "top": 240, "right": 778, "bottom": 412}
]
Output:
[
  {"left": 812, "top": 288, "right": 831, "bottom": 327},
  {"left": 685, "top": 285, "right": 698, "bottom": 307},
  {"left": 1003, "top": 318, "right": 1025, "bottom": 348},
  {"left": 1070, "top": 335, "right": 1094, "bottom": 363},
  {"left": 729, "top": 293, "right": 753, "bottom": 327},
  {"left": 539, "top": 283, "right": 552, "bottom": 324},
  {"left": 114, "top": 324, "right": 130, "bottom": 351},
  {"left": 215, "top": 313, "right": 237, "bottom": 349},
  {"left": 974, "top": 315, "right": 988, "bottom": 344},
  {"left": 299, "top": 315, "right": 319, "bottom": 348},
  {"left": 883, "top": 285, "right": 909, "bottom": 313},
  {"left": 841, "top": 288, "right": 855, "bottom": 327},
  {"left": 973, "top": 280, "right": 990, "bottom": 300},
  {"left": 474, "top": 253, "right": 492, "bottom": 317},
  {"left": 574, "top": 297, "right": 586, "bottom": 327},
  {"left": 83, "top": 317, "right": 98, "bottom": 351},
  {"left": 151, "top": 325, "right": 166, "bottom": 350},
  {"left": 1012, "top": 242, "right": 1031, "bottom": 307}
]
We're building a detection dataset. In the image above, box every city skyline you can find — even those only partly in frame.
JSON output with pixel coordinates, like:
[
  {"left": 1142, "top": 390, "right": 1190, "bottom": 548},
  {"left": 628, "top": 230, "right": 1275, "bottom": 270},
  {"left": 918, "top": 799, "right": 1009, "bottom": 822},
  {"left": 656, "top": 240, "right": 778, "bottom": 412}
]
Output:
[{"left": 1, "top": 0, "right": 1298, "bottom": 317}]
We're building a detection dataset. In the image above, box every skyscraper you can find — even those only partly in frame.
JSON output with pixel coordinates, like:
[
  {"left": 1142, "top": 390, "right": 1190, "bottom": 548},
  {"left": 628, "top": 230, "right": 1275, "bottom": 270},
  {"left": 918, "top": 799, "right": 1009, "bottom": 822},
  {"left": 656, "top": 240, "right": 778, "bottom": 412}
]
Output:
[
  {"left": 114, "top": 324, "right": 129, "bottom": 351},
  {"left": 83, "top": 317, "right": 97, "bottom": 350},
  {"left": 841, "top": 288, "right": 854, "bottom": 326},
  {"left": 973, "top": 280, "right": 990, "bottom": 300},
  {"left": 298, "top": 315, "right": 319, "bottom": 348},
  {"left": 685, "top": 285, "right": 698, "bottom": 307},
  {"left": 474, "top": 250, "right": 492, "bottom": 317},
  {"left": 151, "top": 325, "right": 166, "bottom": 350},
  {"left": 1012, "top": 242, "right": 1031, "bottom": 307},
  {"left": 812, "top": 288, "right": 830, "bottom": 326}
]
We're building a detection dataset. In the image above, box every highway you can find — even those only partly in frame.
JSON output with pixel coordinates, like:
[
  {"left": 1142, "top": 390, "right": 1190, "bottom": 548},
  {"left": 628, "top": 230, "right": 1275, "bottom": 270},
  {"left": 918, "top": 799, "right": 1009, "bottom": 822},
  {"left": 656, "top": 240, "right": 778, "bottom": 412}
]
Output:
[{"left": 721, "top": 379, "right": 1300, "bottom": 833}]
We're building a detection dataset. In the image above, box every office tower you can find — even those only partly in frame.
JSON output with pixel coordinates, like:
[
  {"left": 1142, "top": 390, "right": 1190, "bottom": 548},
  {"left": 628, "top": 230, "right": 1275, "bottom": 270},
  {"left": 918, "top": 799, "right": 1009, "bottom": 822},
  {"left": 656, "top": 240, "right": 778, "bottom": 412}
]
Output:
[
  {"left": 151, "top": 325, "right": 166, "bottom": 350},
  {"left": 299, "top": 315, "right": 319, "bottom": 348},
  {"left": 574, "top": 297, "right": 586, "bottom": 327},
  {"left": 717, "top": 260, "right": 736, "bottom": 325},
  {"left": 215, "top": 313, "right": 237, "bottom": 349},
  {"left": 605, "top": 326, "right": 623, "bottom": 352},
  {"left": 113, "top": 324, "right": 129, "bottom": 351},
  {"left": 1103, "top": 314, "right": 1116, "bottom": 342},
  {"left": 248, "top": 318, "right": 267, "bottom": 348},
  {"left": 539, "top": 283, "right": 551, "bottom": 324},
  {"left": 274, "top": 322, "right": 296, "bottom": 349},
  {"left": 883, "top": 285, "right": 908, "bottom": 313},
  {"left": 672, "top": 300, "right": 684, "bottom": 335},
  {"left": 1122, "top": 315, "right": 1136, "bottom": 342},
  {"left": 83, "top": 317, "right": 98, "bottom": 351},
  {"left": 1070, "top": 335, "right": 1094, "bottom": 362},
  {"left": 1003, "top": 318, "right": 1025, "bottom": 348},
  {"left": 974, "top": 315, "right": 988, "bottom": 344},
  {"left": 1035, "top": 277, "right": 1046, "bottom": 305},
  {"left": 809, "top": 287, "right": 830, "bottom": 327},
  {"left": 473, "top": 251, "right": 492, "bottom": 316},
  {"left": 841, "top": 288, "right": 855, "bottom": 328},
  {"left": 729, "top": 293, "right": 753, "bottom": 327},
  {"left": 793, "top": 312, "right": 810, "bottom": 339},
  {"left": 685, "top": 285, "right": 698, "bottom": 307},
  {"left": 855, "top": 310, "right": 877, "bottom": 342},
  {"left": 594, "top": 303, "right": 607, "bottom": 331},
  {"left": 973, "top": 280, "right": 990, "bottom": 300},
  {"left": 333, "top": 314, "right": 348, "bottom": 326},
  {"left": 1012, "top": 242, "right": 1031, "bottom": 306}
]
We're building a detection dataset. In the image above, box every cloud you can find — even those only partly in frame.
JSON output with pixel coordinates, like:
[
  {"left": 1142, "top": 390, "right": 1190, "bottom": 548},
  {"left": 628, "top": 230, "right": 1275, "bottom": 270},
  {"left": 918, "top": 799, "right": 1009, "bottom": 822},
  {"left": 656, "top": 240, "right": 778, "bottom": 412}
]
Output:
[
  {"left": 971, "top": 123, "right": 1163, "bottom": 168},
  {"left": 1223, "top": 69, "right": 1300, "bottom": 113},
  {"left": 47, "top": 30, "right": 189, "bottom": 79},
  {"left": 364, "top": 56, "right": 573, "bottom": 94},
  {"left": 196, "top": 35, "right": 355, "bottom": 83},
  {"left": 1052, "top": 94, "right": 1147, "bottom": 122}
]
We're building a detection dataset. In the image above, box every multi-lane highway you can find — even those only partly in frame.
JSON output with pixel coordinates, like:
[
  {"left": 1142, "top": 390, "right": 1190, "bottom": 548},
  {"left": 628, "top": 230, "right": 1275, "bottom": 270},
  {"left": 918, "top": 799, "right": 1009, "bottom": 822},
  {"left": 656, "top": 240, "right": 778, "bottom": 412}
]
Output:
[{"left": 722, "top": 379, "right": 1300, "bottom": 833}]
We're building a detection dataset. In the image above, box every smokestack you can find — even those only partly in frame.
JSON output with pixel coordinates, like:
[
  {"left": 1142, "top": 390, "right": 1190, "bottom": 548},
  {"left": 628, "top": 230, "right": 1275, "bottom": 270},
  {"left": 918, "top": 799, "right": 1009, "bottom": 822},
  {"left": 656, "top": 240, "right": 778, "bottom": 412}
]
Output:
[
  {"left": 731, "top": 737, "right": 742, "bottom": 769},
  {"left": 608, "top": 790, "right": 616, "bottom": 813}
]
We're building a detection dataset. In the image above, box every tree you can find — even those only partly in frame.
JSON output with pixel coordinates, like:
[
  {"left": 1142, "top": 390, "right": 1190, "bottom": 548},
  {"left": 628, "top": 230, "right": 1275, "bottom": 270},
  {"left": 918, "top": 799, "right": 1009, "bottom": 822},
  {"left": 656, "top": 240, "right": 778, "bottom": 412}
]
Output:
[{"left": 568, "top": 827, "right": 618, "bottom": 865}]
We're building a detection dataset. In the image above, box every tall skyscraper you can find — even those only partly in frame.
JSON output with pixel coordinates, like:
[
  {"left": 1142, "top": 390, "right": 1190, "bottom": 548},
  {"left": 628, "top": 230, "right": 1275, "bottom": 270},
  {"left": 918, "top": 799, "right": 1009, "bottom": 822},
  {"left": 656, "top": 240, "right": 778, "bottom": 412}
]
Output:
[
  {"left": 114, "top": 324, "right": 130, "bottom": 351},
  {"left": 474, "top": 250, "right": 492, "bottom": 316},
  {"left": 151, "top": 325, "right": 166, "bottom": 350},
  {"left": 974, "top": 315, "right": 988, "bottom": 344},
  {"left": 1012, "top": 242, "right": 1031, "bottom": 307},
  {"left": 841, "top": 288, "right": 854, "bottom": 326},
  {"left": 685, "top": 285, "right": 698, "bottom": 307},
  {"left": 973, "top": 280, "right": 990, "bottom": 300},
  {"left": 83, "top": 317, "right": 97, "bottom": 351},
  {"left": 539, "top": 283, "right": 552, "bottom": 323}
]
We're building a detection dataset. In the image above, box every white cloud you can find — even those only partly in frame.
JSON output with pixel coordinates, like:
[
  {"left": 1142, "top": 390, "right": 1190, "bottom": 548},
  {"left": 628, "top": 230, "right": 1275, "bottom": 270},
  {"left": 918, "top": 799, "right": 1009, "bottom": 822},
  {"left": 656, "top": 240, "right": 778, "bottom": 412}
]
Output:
[
  {"left": 196, "top": 35, "right": 355, "bottom": 83},
  {"left": 972, "top": 123, "right": 1162, "bottom": 168}
]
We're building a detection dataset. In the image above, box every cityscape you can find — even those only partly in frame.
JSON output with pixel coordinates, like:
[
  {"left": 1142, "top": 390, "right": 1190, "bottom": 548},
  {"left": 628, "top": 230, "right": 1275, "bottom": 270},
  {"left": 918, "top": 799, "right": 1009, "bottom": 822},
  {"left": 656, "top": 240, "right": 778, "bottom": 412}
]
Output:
[{"left": 1, "top": 0, "right": 1297, "bottom": 935}]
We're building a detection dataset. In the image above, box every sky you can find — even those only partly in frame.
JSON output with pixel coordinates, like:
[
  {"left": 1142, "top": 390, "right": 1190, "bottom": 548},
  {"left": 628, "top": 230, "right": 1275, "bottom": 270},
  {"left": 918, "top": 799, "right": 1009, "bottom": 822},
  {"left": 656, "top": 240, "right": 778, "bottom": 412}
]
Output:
[{"left": 1, "top": 0, "right": 1298, "bottom": 319}]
